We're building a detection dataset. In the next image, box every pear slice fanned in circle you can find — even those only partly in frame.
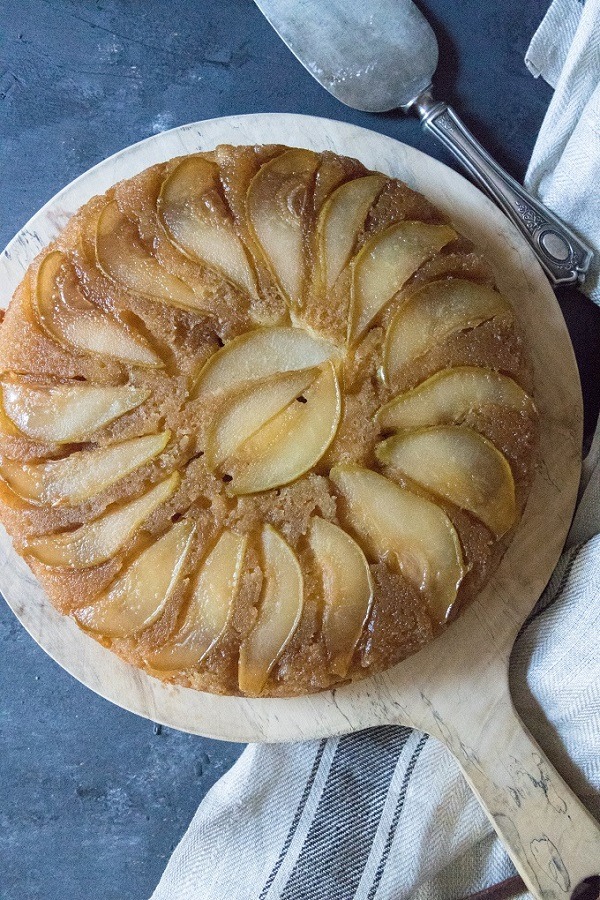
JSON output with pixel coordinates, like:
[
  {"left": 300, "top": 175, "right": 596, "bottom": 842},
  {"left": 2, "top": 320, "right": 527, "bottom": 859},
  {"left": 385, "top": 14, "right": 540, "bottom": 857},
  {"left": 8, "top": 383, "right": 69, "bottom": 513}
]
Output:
[
  {"left": 158, "top": 156, "right": 256, "bottom": 296},
  {"left": 239, "top": 525, "right": 303, "bottom": 695},
  {"left": 348, "top": 222, "right": 457, "bottom": 343},
  {"left": 330, "top": 465, "right": 465, "bottom": 625},
  {"left": 224, "top": 362, "right": 341, "bottom": 495},
  {"left": 96, "top": 200, "right": 205, "bottom": 312},
  {"left": 376, "top": 426, "right": 517, "bottom": 538},
  {"left": 317, "top": 174, "right": 387, "bottom": 292},
  {"left": 33, "top": 250, "right": 162, "bottom": 367},
  {"left": 383, "top": 279, "right": 513, "bottom": 383},
  {"left": 27, "top": 472, "right": 179, "bottom": 568},
  {"left": 0, "top": 399, "right": 21, "bottom": 437},
  {"left": 376, "top": 367, "right": 535, "bottom": 432},
  {"left": 193, "top": 326, "right": 338, "bottom": 399},
  {"left": 206, "top": 368, "right": 318, "bottom": 469},
  {"left": 75, "top": 519, "right": 195, "bottom": 637},
  {"left": 247, "top": 148, "right": 320, "bottom": 307},
  {"left": 1, "top": 379, "right": 150, "bottom": 444},
  {"left": 308, "top": 516, "right": 373, "bottom": 677},
  {"left": 147, "top": 530, "right": 248, "bottom": 671},
  {"left": 0, "top": 432, "right": 170, "bottom": 507}
]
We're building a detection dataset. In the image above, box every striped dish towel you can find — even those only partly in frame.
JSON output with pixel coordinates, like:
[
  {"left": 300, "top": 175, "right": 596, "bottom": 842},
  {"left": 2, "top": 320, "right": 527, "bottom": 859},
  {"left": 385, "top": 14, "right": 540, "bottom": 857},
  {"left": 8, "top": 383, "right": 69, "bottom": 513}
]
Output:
[{"left": 150, "top": 5, "right": 600, "bottom": 898}]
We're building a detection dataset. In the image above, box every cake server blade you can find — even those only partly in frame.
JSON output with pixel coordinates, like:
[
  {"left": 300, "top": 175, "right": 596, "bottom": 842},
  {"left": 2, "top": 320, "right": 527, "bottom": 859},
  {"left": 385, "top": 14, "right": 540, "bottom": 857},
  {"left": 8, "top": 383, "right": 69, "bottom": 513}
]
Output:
[
  {"left": 254, "top": 0, "right": 593, "bottom": 287},
  {"left": 255, "top": 0, "right": 437, "bottom": 113}
]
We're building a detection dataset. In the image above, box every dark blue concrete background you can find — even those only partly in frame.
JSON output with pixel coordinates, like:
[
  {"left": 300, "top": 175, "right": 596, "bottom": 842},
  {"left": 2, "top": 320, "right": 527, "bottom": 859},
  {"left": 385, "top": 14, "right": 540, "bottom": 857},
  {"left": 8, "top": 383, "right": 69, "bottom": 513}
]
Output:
[{"left": 1, "top": 2, "right": 599, "bottom": 898}]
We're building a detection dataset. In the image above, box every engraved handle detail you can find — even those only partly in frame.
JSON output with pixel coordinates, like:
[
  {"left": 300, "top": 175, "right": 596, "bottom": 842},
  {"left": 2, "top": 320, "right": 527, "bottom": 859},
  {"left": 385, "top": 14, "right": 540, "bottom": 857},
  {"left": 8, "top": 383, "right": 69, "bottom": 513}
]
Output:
[{"left": 411, "top": 91, "right": 593, "bottom": 287}]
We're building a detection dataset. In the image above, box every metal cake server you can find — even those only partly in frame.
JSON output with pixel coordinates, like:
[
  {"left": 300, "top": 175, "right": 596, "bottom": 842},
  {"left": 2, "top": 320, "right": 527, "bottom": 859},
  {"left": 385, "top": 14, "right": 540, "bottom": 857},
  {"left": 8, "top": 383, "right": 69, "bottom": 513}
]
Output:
[{"left": 254, "top": 0, "right": 593, "bottom": 287}]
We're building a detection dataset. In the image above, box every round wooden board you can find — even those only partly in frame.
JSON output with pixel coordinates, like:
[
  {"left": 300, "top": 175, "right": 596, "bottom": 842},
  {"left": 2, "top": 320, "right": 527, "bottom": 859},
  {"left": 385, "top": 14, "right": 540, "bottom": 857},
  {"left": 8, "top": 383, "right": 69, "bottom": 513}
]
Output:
[{"left": 0, "top": 113, "right": 582, "bottom": 744}]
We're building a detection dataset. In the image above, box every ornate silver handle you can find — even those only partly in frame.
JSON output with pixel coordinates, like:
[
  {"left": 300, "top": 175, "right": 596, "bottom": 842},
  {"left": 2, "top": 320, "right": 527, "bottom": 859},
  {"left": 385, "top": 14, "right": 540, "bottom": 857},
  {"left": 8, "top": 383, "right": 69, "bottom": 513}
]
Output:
[{"left": 410, "top": 90, "right": 593, "bottom": 287}]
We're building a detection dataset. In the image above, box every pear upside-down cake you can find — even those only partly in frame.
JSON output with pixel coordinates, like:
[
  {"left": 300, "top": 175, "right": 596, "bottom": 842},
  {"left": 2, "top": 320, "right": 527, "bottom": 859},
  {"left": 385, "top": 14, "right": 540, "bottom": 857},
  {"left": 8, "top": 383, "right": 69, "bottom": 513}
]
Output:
[{"left": 0, "top": 144, "right": 539, "bottom": 697}]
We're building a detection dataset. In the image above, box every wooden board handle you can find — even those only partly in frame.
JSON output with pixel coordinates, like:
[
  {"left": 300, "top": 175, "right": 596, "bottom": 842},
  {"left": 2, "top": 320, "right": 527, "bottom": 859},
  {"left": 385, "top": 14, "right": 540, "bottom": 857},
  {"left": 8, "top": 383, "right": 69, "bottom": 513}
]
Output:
[{"left": 440, "top": 694, "right": 600, "bottom": 899}]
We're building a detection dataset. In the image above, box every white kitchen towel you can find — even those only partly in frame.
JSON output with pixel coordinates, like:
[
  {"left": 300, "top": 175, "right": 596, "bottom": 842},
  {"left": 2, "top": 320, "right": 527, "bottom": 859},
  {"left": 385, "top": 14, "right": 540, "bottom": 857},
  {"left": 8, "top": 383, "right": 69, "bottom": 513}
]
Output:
[
  {"left": 151, "top": 5, "right": 600, "bottom": 897},
  {"left": 525, "top": 0, "right": 600, "bottom": 305}
]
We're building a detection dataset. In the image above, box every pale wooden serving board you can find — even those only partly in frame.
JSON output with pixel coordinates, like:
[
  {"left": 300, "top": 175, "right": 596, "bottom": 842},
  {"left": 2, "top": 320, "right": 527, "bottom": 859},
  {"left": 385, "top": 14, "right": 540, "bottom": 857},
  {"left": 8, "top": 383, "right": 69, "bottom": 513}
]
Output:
[{"left": 1, "top": 115, "right": 598, "bottom": 899}]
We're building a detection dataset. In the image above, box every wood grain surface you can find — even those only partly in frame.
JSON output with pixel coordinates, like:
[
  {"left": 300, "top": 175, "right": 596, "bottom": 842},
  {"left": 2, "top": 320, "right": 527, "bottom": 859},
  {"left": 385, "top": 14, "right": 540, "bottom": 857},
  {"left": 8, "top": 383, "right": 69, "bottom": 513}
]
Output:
[{"left": 0, "top": 114, "right": 597, "bottom": 898}]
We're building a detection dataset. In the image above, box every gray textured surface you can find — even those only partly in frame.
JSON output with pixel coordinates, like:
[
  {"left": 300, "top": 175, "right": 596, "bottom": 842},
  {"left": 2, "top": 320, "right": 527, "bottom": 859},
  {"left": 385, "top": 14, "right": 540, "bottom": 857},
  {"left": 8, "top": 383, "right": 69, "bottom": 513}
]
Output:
[{"left": 1, "top": 2, "right": 599, "bottom": 898}]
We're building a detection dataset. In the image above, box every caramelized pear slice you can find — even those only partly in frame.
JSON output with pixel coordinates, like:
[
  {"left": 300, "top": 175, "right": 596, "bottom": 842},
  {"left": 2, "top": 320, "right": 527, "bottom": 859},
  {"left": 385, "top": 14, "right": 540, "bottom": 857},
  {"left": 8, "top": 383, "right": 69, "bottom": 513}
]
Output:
[
  {"left": 75, "top": 519, "right": 195, "bottom": 637},
  {"left": 148, "top": 530, "right": 248, "bottom": 671},
  {"left": 1, "top": 380, "right": 149, "bottom": 444},
  {"left": 206, "top": 368, "right": 317, "bottom": 468},
  {"left": 309, "top": 516, "right": 373, "bottom": 677},
  {"left": 377, "top": 426, "right": 516, "bottom": 537},
  {"left": 27, "top": 472, "right": 179, "bottom": 568},
  {"left": 348, "top": 222, "right": 456, "bottom": 342},
  {"left": 34, "top": 251, "right": 161, "bottom": 367},
  {"left": 193, "top": 326, "right": 337, "bottom": 398},
  {"left": 376, "top": 367, "right": 535, "bottom": 432},
  {"left": 159, "top": 157, "right": 256, "bottom": 295},
  {"left": 96, "top": 200, "right": 204, "bottom": 311},
  {"left": 317, "top": 174, "right": 386, "bottom": 291},
  {"left": 239, "top": 525, "right": 303, "bottom": 695},
  {"left": 383, "top": 279, "right": 512, "bottom": 382},
  {"left": 247, "top": 148, "right": 319, "bottom": 306},
  {"left": 0, "top": 432, "right": 170, "bottom": 506},
  {"left": 0, "top": 401, "right": 20, "bottom": 437},
  {"left": 226, "top": 362, "right": 341, "bottom": 495},
  {"left": 330, "top": 465, "right": 465, "bottom": 624}
]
